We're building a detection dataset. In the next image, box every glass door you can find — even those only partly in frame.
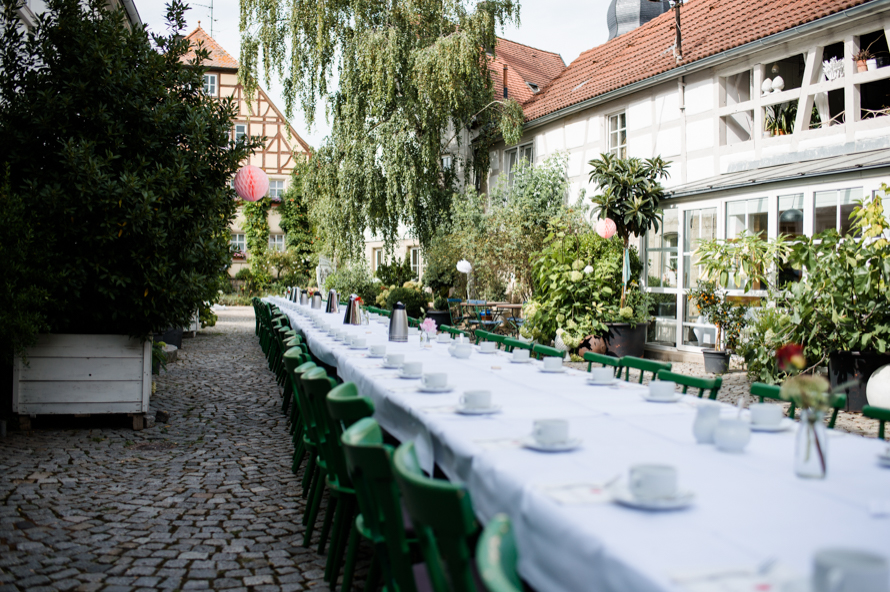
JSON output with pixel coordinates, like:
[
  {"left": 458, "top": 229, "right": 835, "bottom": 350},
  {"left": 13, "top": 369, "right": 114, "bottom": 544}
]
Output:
[
  {"left": 645, "top": 207, "right": 680, "bottom": 347},
  {"left": 680, "top": 207, "right": 718, "bottom": 350}
]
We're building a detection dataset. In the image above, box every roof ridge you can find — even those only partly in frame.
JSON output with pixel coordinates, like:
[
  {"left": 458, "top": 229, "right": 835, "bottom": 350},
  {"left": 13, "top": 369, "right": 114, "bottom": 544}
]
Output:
[{"left": 496, "top": 36, "right": 566, "bottom": 64}]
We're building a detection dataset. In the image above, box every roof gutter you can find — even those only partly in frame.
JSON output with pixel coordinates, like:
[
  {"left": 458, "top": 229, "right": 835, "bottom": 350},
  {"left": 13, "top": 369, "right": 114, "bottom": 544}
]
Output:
[
  {"left": 668, "top": 161, "right": 890, "bottom": 199},
  {"left": 120, "top": 0, "right": 142, "bottom": 27},
  {"left": 522, "top": 0, "right": 890, "bottom": 133}
]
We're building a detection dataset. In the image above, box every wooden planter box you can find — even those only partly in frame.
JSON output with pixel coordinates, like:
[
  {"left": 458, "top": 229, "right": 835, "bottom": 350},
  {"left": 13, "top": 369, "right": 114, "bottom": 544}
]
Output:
[{"left": 13, "top": 334, "right": 151, "bottom": 429}]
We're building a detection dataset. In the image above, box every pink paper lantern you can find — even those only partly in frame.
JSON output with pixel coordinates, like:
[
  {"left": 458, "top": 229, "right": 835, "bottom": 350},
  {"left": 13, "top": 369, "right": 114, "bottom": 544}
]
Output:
[
  {"left": 596, "top": 217, "right": 617, "bottom": 239},
  {"left": 233, "top": 165, "right": 269, "bottom": 202}
]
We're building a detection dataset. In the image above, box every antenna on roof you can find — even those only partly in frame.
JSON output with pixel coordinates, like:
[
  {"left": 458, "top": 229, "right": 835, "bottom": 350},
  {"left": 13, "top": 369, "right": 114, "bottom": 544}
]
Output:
[
  {"left": 193, "top": 0, "right": 217, "bottom": 38},
  {"left": 648, "top": 0, "right": 683, "bottom": 62}
]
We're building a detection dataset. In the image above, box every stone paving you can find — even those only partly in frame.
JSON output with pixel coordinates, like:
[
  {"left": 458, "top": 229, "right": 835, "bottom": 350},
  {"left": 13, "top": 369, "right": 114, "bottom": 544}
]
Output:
[{"left": 0, "top": 307, "right": 367, "bottom": 592}]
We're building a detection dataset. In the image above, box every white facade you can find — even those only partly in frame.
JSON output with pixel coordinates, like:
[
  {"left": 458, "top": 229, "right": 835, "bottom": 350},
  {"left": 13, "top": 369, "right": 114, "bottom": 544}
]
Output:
[{"left": 489, "top": 10, "right": 890, "bottom": 354}]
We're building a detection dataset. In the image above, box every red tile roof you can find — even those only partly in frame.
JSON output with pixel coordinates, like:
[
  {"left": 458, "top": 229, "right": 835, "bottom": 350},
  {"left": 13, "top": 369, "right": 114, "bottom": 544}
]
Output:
[
  {"left": 182, "top": 26, "right": 239, "bottom": 71},
  {"left": 523, "top": 0, "right": 872, "bottom": 121},
  {"left": 489, "top": 38, "right": 566, "bottom": 103}
]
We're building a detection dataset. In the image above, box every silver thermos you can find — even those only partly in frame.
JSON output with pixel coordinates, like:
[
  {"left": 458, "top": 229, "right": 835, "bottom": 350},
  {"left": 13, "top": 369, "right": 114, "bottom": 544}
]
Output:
[
  {"left": 300, "top": 291, "right": 309, "bottom": 306},
  {"left": 311, "top": 293, "right": 323, "bottom": 309},
  {"left": 343, "top": 294, "right": 357, "bottom": 324},
  {"left": 346, "top": 296, "right": 362, "bottom": 325},
  {"left": 326, "top": 290, "right": 339, "bottom": 314},
  {"left": 388, "top": 302, "right": 409, "bottom": 342},
  {"left": 290, "top": 287, "right": 298, "bottom": 302}
]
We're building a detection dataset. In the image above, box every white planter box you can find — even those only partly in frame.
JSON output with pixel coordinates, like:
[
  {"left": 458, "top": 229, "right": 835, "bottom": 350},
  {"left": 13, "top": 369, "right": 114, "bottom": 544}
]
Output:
[{"left": 13, "top": 334, "right": 151, "bottom": 416}]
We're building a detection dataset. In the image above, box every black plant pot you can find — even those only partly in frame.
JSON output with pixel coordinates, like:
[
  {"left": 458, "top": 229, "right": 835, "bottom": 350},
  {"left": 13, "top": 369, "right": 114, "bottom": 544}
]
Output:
[
  {"left": 828, "top": 351, "right": 890, "bottom": 411},
  {"left": 702, "top": 349, "right": 731, "bottom": 374},
  {"left": 602, "top": 323, "right": 647, "bottom": 358},
  {"left": 425, "top": 310, "right": 452, "bottom": 330},
  {"left": 153, "top": 327, "right": 183, "bottom": 349}
]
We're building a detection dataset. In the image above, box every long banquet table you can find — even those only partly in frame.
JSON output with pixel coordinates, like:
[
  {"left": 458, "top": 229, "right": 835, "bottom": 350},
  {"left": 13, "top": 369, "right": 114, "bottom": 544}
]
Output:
[{"left": 269, "top": 297, "right": 890, "bottom": 592}]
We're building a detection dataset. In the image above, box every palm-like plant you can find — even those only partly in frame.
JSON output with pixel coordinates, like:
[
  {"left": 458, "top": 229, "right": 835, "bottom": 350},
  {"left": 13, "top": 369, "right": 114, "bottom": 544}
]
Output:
[{"left": 587, "top": 154, "right": 671, "bottom": 307}]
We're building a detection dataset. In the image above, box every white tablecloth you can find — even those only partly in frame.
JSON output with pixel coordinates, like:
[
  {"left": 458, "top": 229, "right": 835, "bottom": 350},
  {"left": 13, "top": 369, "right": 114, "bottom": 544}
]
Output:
[{"left": 269, "top": 297, "right": 890, "bottom": 592}]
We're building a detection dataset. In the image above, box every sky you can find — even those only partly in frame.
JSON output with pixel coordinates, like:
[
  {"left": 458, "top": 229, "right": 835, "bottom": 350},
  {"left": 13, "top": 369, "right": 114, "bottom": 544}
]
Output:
[{"left": 139, "top": 0, "right": 615, "bottom": 149}]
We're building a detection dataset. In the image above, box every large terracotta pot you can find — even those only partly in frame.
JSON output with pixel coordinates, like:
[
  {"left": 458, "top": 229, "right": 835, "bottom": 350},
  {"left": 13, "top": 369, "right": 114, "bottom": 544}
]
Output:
[
  {"left": 828, "top": 351, "right": 890, "bottom": 411},
  {"left": 601, "top": 323, "right": 647, "bottom": 358}
]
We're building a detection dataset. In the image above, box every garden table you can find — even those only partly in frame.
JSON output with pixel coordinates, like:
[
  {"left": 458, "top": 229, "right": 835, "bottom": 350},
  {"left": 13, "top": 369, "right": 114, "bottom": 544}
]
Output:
[{"left": 269, "top": 296, "right": 890, "bottom": 592}]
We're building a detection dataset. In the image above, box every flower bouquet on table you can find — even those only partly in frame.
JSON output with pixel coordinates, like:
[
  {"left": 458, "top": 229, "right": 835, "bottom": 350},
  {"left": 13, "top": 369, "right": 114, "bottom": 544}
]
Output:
[
  {"left": 777, "top": 344, "right": 851, "bottom": 479},
  {"left": 420, "top": 317, "right": 437, "bottom": 346}
]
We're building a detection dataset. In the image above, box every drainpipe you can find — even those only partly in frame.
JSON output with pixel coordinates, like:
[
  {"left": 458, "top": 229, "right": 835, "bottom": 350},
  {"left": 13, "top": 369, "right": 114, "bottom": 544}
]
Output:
[{"left": 678, "top": 75, "right": 686, "bottom": 111}]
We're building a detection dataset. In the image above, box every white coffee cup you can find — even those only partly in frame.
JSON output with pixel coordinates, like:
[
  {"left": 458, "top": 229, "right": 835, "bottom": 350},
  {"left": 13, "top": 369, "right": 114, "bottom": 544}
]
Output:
[
  {"left": 344, "top": 335, "right": 355, "bottom": 346},
  {"left": 714, "top": 418, "right": 751, "bottom": 453},
  {"left": 352, "top": 337, "right": 366, "bottom": 348},
  {"left": 543, "top": 356, "right": 563, "bottom": 371},
  {"left": 450, "top": 343, "right": 472, "bottom": 359},
  {"left": 480, "top": 341, "right": 497, "bottom": 353},
  {"left": 460, "top": 390, "right": 492, "bottom": 409},
  {"left": 589, "top": 367, "right": 614, "bottom": 383},
  {"left": 629, "top": 464, "right": 677, "bottom": 500},
  {"left": 648, "top": 380, "right": 676, "bottom": 400},
  {"left": 749, "top": 403, "right": 783, "bottom": 427},
  {"left": 437, "top": 333, "right": 452, "bottom": 343},
  {"left": 813, "top": 548, "right": 890, "bottom": 592},
  {"left": 533, "top": 419, "right": 569, "bottom": 446},
  {"left": 369, "top": 344, "right": 386, "bottom": 357},
  {"left": 408, "top": 327, "right": 420, "bottom": 336},
  {"left": 422, "top": 372, "right": 447, "bottom": 389},
  {"left": 402, "top": 361, "right": 422, "bottom": 377},
  {"left": 513, "top": 349, "right": 530, "bottom": 362},
  {"left": 385, "top": 353, "right": 404, "bottom": 367}
]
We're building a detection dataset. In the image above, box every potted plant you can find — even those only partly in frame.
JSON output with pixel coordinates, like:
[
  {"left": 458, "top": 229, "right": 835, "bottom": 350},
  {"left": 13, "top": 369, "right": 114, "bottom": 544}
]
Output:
[
  {"left": 854, "top": 40, "right": 879, "bottom": 72},
  {"left": 688, "top": 282, "right": 747, "bottom": 373}
]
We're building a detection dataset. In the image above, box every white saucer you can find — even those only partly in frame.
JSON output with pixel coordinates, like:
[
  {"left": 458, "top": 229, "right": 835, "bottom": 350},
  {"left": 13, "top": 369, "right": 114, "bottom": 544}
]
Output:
[
  {"left": 366, "top": 353, "right": 385, "bottom": 359},
  {"left": 398, "top": 371, "right": 422, "bottom": 379},
  {"left": 540, "top": 367, "right": 566, "bottom": 373},
  {"left": 610, "top": 483, "right": 695, "bottom": 511},
  {"left": 382, "top": 363, "right": 403, "bottom": 369},
  {"left": 456, "top": 404, "right": 501, "bottom": 415},
  {"left": 877, "top": 451, "right": 890, "bottom": 467},
  {"left": 587, "top": 378, "right": 617, "bottom": 386},
  {"left": 520, "top": 436, "right": 581, "bottom": 452},
  {"left": 642, "top": 393, "right": 682, "bottom": 403},
  {"left": 416, "top": 384, "right": 454, "bottom": 393},
  {"left": 510, "top": 358, "right": 532, "bottom": 364},
  {"left": 349, "top": 345, "right": 368, "bottom": 350},
  {"left": 750, "top": 418, "right": 795, "bottom": 432},
  {"left": 477, "top": 348, "right": 498, "bottom": 354}
]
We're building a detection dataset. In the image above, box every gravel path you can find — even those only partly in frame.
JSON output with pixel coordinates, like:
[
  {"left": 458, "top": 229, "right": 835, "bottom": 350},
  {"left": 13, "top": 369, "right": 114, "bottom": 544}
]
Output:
[{"left": 0, "top": 306, "right": 368, "bottom": 592}]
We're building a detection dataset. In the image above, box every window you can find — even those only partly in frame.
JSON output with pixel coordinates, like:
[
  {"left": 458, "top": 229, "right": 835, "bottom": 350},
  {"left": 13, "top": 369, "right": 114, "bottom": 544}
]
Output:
[
  {"left": 203, "top": 74, "right": 217, "bottom": 96},
  {"left": 505, "top": 143, "right": 533, "bottom": 185},
  {"left": 726, "top": 197, "right": 768, "bottom": 239},
  {"left": 269, "top": 234, "right": 285, "bottom": 251},
  {"left": 409, "top": 247, "right": 422, "bottom": 278},
  {"left": 234, "top": 124, "right": 246, "bottom": 142},
  {"left": 373, "top": 248, "right": 384, "bottom": 271},
  {"left": 441, "top": 155, "right": 453, "bottom": 171},
  {"left": 814, "top": 188, "right": 862, "bottom": 235},
  {"left": 231, "top": 233, "right": 245, "bottom": 252},
  {"left": 682, "top": 208, "right": 718, "bottom": 348},
  {"left": 608, "top": 113, "right": 627, "bottom": 158},
  {"left": 645, "top": 208, "right": 680, "bottom": 348},
  {"left": 778, "top": 193, "right": 804, "bottom": 236},
  {"left": 268, "top": 179, "right": 285, "bottom": 199}
]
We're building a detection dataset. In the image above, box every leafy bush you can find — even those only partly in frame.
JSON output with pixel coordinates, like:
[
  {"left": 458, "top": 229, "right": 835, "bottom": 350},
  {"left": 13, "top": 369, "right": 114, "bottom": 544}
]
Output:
[
  {"left": 384, "top": 284, "right": 427, "bottom": 318},
  {"left": 423, "top": 233, "right": 460, "bottom": 296},
  {"left": 432, "top": 295, "right": 449, "bottom": 312},
  {"left": 376, "top": 257, "right": 415, "bottom": 287},
  {"left": 0, "top": 0, "right": 259, "bottom": 359},
  {"left": 218, "top": 293, "right": 252, "bottom": 306},
  {"left": 736, "top": 306, "right": 794, "bottom": 384},
  {"left": 688, "top": 281, "right": 747, "bottom": 352},
  {"left": 325, "top": 261, "right": 378, "bottom": 304}
]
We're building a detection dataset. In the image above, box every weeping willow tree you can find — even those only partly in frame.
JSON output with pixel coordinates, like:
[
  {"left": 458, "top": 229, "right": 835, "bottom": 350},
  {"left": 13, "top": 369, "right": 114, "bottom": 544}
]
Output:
[{"left": 239, "top": 0, "right": 525, "bottom": 257}]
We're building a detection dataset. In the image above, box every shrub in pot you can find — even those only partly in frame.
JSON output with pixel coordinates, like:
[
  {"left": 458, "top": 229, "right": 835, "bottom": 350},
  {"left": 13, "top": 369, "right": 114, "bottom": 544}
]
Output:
[{"left": 688, "top": 282, "right": 747, "bottom": 373}]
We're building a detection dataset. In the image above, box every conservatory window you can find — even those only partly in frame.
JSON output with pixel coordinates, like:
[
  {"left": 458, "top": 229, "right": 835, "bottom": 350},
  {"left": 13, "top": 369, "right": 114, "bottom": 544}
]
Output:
[
  {"left": 726, "top": 197, "right": 768, "bottom": 239},
  {"left": 814, "top": 187, "right": 862, "bottom": 235},
  {"left": 778, "top": 194, "right": 804, "bottom": 237}
]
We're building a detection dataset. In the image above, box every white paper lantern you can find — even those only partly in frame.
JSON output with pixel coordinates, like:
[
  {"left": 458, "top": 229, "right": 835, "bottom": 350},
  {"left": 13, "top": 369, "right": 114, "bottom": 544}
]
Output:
[{"left": 867, "top": 364, "right": 890, "bottom": 407}]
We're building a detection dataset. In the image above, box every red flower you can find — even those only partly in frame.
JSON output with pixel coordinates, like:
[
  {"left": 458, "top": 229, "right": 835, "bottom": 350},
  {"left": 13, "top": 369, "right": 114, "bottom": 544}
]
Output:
[{"left": 776, "top": 343, "right": 806, "bottom": 371}]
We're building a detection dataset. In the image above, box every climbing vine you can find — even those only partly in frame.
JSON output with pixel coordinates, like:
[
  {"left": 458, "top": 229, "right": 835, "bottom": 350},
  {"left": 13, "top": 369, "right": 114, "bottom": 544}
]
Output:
[
  {"left": 277, "top": 176, "right": 315, "bottom": 279},
  {"left": 239, "top": 0, "right": 525, "bottom": 256},
  {"left": 242, "top": 198, "right": 271, "bottom": 279}
]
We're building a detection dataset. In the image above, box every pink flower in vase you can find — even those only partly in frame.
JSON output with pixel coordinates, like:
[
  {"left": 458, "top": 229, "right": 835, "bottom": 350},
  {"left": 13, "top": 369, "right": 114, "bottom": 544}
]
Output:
[{"left": 420, "top": 318, "right": 437, "bottom": 334}]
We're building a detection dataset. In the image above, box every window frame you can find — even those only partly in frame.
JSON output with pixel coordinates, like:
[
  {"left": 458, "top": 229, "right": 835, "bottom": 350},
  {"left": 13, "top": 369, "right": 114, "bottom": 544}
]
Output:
[
  {"left": 268, "top": 233, "right": 286, "bottom": 252},
  {"left": 234, "top": 124, "right": 247, "bottom": 142},
  {"left": 203, "top": 74, "right": 217, "bottom": 96},
  {"left": 231, "top": 233, "right": 246, "bottom": 253},
  {"left": 608, "top": 112, "right": 627, "bottom": 158},
  {"left": 409, "top": 247, "right": 422, "bottom": 278},
  {"left": 268, "top": 179, "right": 285, "bottom": 199},
  {"left": 504, "top": 142, "right": 534, "bottom": 185}
]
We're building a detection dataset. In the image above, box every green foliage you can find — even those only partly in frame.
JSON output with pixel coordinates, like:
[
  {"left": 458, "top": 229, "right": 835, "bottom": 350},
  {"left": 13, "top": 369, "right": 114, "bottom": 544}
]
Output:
[
  {"left": 779, "top": 187, "right": 890, "bottom": 362},
  {"left": 0, "top": 0, "right": 260, "bottom": 356},
  {"left": 384, "top": 284, "right": 428, "bottom": 319},
  {"left": 432, "top": 295, "right": 449, "bottom": 312},
  {"left": 242, "top": 197, "right": 272, "bottom": 281},
  {"left": 233, "top": 267, "right": 269, "bottom": 295},
  {"left": 240, "top": 0, "right": 524, "bottom": 256},
  {"left": 152, "top": 341, "right": 168, "bottom": 374},
  {"left": 688, "top": 281, "right": 747, "bottom": 352},
  {"left": 520, "top": 222, "right": 647, "bottom": 346},
  {"left": 267, "top": 248, "right": 312, "bottom": 287},
  {"left": 198, "top": 303, "right": 217, "bottom": 329},
  {"left": 324, "top": 261, "right": 378, "bottom": 305},
  {"left": 736, "top": 306, "right": 795, "bottom": 384},
  {"left": 376, "top": 257, "right": 415, "bottom": 287},
  {"left": 694, "top": 231, "right": 792, "bottom": 292},
  {"left": 277, "top": 173, "right": 315, "bottom": 278},
  {"left": 422, "top": 232, "right": 460, "bottom": 296}
]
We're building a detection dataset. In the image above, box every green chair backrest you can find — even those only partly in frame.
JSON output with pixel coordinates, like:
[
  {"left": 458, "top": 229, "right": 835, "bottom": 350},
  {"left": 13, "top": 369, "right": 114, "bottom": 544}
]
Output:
[
  {"left": 618, "top": 356, "right": 671, "bottom": 383},
  {"left": 408, "top": 316, "right": 421, "bottom": 328},
  {"left": 293, "top": 362, "right": 320, "bottom": 445},
  {"left": 326, "top": 383, "right": 375, "bottom": 440},
  {"left": 487, "top": 333, "right": 507, "bottom": 349},
  {"left": 301, "top": 367, "right": 352, "bottom": 489},
  {"left": 502, "top": 337, "right": 532, "bottom": 353},
  {"left": 863, "top": 405, "right": 890, "bottom": 439},
  {"left": 828, "top": 393, "right": 846, "bottom": 429},
  {"left": 532, "top": 344, "right": 563, "bottom": 359},
  {"left": 583, "top": 352, "right": 623, "bottom": 376},
  {"left": 341, "top": 419, "right": 418, "bottom": 592},
  {"left": 393, "top": 441, "right": 479, "bottom": 592},
  {"left": 474, "top": 329, "right": 491, "bottom": 344},
  {"left": 476, "top": 514, "right": 522, "bottom": 592},
  {"left": 656, "top": 370, "right": 722, "bottom": 400},
  {"left": 440, "top": 325, "right": 470, "bottom": 338},
  {"left": 750, "top": 382, "right": 795, "bottom": 419}
]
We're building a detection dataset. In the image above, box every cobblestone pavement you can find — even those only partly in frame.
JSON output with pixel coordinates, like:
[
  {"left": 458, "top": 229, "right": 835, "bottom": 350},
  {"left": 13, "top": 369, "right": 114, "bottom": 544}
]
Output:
[{"left": 0, "top": 307, "right": 368, "bottom": 592}]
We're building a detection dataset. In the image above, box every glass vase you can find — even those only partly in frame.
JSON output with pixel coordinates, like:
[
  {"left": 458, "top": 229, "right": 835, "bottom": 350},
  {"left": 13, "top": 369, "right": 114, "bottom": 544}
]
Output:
[{"left": 795, "top": 410, "right": 827, "bottom": 479}]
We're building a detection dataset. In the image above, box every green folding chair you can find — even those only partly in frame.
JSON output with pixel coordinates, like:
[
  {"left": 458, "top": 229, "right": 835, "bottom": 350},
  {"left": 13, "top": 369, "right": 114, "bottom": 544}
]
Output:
[
  {"left": 863, "top": 405, "right": 890, "bottom": 439},
  {"left": 393, "top": 441, "right": 480, "bottom": 592},
  {"left": 474, "top": 329, "right": 491, "bottom": 345},
  {"left": 447, "top": 298, "right": 464, "bottom": 327},
  {"left": 656, "top": 370, "right": 722, "bottom": 399},
  {"left": 476, "top": 514, "right": 522, "bottom": 592},
  {"left": 440, "top": 325, "right": 470, "bottom": 339},
  {"left": 583, "top": 352, "right": 623, "bottom": 377},
  {"left": 750, "top": 383, "right": 794, "bottom": 418},
  {"left": 532, "top": 344, "right": 563, "bottom": 360},
  {"left": 618, "top": 356, "right": 671, "bottom": 383},
  {"left": 502, "top": 338, "right": 532, "bottom": 353}
]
